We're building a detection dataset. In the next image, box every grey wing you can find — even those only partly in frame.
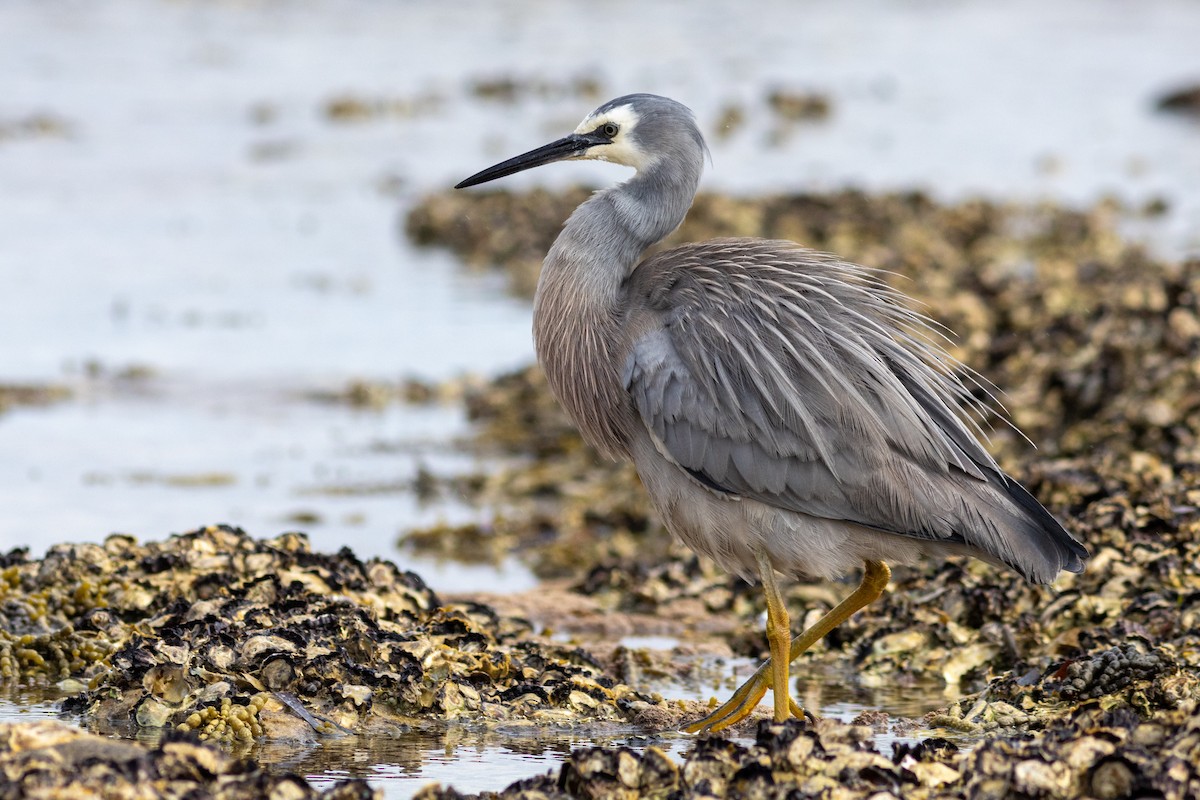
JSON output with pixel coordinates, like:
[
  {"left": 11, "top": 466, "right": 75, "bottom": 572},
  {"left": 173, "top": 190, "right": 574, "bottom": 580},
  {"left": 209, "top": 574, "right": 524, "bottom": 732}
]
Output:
[{"left": 622, "top": 239, "right": 1087, "bottom": 583}]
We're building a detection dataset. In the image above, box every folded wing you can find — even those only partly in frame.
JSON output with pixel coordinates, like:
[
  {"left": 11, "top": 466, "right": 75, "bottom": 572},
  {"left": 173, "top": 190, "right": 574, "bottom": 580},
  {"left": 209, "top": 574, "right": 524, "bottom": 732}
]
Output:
[{"left": 622, "top": 238, "right": 1087, "bottom": 583}]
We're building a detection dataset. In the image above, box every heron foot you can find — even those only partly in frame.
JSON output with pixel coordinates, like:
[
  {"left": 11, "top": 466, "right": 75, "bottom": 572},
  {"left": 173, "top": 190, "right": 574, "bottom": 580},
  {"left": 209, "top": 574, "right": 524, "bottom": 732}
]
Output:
[
  {"left": 680, "top": 660, "right": 811, "bottom": 734},
  {"left": 682, "top": 560, "right": 891, "bottom": 735}
]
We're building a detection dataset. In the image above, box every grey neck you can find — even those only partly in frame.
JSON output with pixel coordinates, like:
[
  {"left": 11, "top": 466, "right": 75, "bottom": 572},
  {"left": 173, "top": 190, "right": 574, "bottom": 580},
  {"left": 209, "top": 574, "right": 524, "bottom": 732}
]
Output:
[
  {"left": 607, "top": 160, "right": 700, "bottom": 254},
  {"left": 544, "top": 158, "right": 701, "bottom": 287},
  {"left": 531, "top": 157, "right": 702, "bottom": 458}
]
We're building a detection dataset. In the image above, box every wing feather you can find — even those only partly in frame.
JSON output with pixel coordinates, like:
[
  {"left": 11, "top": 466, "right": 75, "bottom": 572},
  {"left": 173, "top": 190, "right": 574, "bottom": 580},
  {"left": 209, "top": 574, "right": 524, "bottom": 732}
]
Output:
[{"left": 622, "top": 238, "right": 1086, "bottom": 581}]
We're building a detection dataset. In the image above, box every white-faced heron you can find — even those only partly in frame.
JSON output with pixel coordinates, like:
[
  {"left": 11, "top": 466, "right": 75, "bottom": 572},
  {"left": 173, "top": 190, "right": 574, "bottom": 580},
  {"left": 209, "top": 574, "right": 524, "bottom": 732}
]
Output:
[{"left": 455, "top": 93, "right": 1088, "bottom": 733}]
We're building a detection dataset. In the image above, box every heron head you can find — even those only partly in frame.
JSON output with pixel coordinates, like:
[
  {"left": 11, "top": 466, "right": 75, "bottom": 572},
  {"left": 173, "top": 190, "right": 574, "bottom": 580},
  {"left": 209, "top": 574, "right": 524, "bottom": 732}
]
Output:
[{"left": 455, "top": 94, "right": 707, "bottom": 189}]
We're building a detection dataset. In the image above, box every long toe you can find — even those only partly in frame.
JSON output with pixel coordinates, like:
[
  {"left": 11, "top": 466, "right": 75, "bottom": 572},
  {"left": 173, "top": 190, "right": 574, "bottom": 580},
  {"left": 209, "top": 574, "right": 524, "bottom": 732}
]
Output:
[{"left": 683, "top": 663, "right": 771, "bottom": 734}]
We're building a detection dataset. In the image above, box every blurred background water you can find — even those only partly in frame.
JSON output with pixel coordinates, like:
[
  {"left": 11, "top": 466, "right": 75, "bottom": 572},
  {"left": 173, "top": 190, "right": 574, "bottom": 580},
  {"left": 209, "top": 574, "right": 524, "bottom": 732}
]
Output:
[{"left": 1, "top": 0, "right": 1199, "bottom": 795}]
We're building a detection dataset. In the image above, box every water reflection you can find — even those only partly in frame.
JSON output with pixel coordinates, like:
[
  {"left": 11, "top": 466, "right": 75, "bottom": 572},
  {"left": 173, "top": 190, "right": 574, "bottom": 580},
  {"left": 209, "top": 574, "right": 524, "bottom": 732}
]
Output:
[{"left": 0, "top": 665, "right": 967, "bottom": 799}]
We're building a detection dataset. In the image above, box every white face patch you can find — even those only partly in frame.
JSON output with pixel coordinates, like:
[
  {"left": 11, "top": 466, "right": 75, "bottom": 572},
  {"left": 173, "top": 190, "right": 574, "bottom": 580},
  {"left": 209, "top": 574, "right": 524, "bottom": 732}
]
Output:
[{"left": 573, "top": 104, "right": 647, "bottom": 170}]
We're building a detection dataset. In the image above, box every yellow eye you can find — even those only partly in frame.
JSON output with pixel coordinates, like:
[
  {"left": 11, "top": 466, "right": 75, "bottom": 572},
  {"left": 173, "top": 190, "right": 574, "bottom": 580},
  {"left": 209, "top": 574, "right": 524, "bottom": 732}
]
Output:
[{"left": 601, "top": 122, "right": 619, "bottom": 138}]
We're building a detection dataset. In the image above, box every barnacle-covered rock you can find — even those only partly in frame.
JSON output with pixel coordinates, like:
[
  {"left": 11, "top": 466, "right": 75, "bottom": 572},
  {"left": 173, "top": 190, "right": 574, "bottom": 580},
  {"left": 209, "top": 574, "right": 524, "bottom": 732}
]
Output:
[
  {"left": 417, "top": 705, "right": 1200, "bottom": 799},
  {"left": 958, "top": 702, "right": 1200, "bottom": 800},
  {"left": 1045, "top": 643, "right": 1177, "bottom": 702},
  {"left": 0, "top": 720, "right": 377, "bottom": 799},
  {"left": 0, "top": 526, "right": 651, "bottom": 740},
  {"left": 931, "top": 639, "right": 1200, "bottom": 735},
  {"left": 559, "top": 745, "right": 680, "bottom": 798}
]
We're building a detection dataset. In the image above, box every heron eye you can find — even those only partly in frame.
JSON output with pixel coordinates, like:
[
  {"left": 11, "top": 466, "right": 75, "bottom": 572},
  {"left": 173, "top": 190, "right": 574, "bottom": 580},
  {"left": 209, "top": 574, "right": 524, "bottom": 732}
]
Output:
[{"left": 601, "top": 122, "right": 619, "bottom": 138}]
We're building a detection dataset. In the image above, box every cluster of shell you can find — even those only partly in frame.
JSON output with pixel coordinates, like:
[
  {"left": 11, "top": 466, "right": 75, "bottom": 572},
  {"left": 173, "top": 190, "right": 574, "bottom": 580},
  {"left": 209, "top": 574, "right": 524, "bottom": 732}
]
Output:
[
  {"left": 0, "top": 720, "right": 376, "bottom": 800},
  {"left": 413, "top": 708, "right": 1200, "bottom": 800},
  {"left": 1, "top": 526, "right": 649, "bottom": 745}
]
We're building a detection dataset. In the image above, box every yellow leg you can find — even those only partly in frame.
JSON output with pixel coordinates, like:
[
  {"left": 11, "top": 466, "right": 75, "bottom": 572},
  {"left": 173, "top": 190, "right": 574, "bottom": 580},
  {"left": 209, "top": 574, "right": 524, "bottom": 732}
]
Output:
[
  {"left": 683, "top": 559, "right": 891, "bottom": 734},
  {"left": 756, "top": 551, "right": 793, "bottom": 723}
]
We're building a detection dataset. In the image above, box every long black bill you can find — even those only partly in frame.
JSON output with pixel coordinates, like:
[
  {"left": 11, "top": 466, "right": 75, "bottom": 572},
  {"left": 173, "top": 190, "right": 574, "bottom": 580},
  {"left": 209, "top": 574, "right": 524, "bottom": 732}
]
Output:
[{"left": 455, "top": 133, "right": 600, "bottom": 189}]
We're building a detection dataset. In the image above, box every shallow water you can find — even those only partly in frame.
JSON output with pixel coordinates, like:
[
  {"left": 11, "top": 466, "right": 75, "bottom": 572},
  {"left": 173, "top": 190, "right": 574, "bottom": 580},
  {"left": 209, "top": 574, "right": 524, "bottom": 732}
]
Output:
[
  {"left": 0, "top": 676, "right": 953, "bottom": 798},
  {"left": 2, "top": 0, "right": 1199, "bottom": 796},
  {"left": 288, "top": 727, "right": 697, "bottom": 797}
]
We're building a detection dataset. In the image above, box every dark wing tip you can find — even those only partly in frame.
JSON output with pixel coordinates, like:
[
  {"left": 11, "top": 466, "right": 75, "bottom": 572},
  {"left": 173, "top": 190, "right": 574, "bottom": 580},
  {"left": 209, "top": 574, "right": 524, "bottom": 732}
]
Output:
[
  {"left": 999, "top": 473, "right": 1089, "bottom": 582},
  {"left": 1061, "top": 543, "right": 1089, "bottom": 574}
]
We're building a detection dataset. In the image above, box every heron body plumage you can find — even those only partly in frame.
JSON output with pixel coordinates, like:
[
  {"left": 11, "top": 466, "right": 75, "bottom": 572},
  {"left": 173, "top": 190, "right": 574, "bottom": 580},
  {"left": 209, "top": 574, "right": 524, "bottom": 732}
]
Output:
[{"left": 456, "top": 93, "right": 1088, "bottom": 731}]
